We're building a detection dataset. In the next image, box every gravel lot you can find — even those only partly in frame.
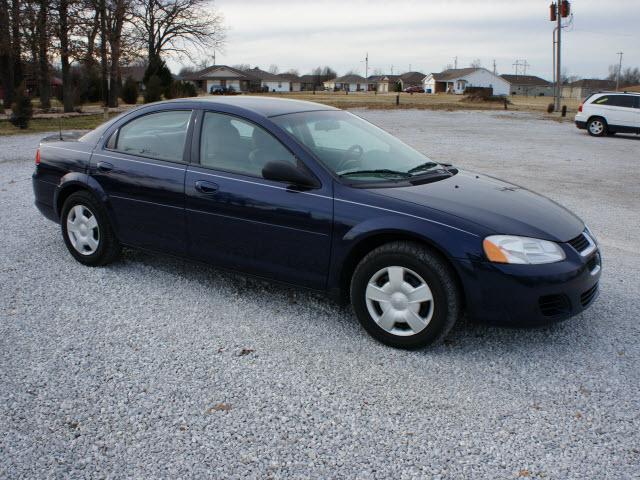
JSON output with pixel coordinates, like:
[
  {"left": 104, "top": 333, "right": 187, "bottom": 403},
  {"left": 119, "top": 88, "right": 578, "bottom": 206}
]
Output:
[{"left": 1, "top": 110, "right": 639, "bottom": 479}]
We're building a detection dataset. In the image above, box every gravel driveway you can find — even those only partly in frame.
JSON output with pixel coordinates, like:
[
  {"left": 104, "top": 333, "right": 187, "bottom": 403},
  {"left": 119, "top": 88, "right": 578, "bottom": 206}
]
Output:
[{"left": 1, "top": 110, "right": 639, "bottom": 479}]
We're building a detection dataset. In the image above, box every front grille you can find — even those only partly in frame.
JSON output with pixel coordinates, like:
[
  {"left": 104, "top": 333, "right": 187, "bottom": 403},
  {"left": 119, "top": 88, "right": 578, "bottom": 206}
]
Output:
[
  {"left": 539, "top": 294, "right": 571, "bottom": 317},
  {"left": 568, "top": 233, "right": 590, "bottom": 253},
  {"left": 580, "top": 283, "right": 599, "bottom": 307}
]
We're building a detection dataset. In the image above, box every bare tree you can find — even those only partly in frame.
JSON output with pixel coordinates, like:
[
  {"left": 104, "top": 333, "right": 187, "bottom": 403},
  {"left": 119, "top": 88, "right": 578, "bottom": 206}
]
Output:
[
  {"left": 36, "top": 0, "right": 50, "bottom": 108},
  {"left": 55, "top": 0, "right": 73, "bottom": 111},
  {"left": 132, "top": 0, "right": 225, "bottom": 63},
  {"left": 105, "top": 0, "right": 130, "bottom": 107},
  {"left": 268, "top": 64, "right": 279, "bottom": 74},
  {"left": 607, "top": 64, "right": 640, "bottom": 87},
  {"left": 470, "top": 58, "right": 482, "bottom": 68},
  {"left": 0, "top": 0, "right": 13, "bottom": 108}
]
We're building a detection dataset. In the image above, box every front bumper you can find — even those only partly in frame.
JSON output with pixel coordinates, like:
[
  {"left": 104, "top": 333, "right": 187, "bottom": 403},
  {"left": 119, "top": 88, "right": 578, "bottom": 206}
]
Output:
[{"left": 455, "top": 247, "right": 601, "bottom": 326}]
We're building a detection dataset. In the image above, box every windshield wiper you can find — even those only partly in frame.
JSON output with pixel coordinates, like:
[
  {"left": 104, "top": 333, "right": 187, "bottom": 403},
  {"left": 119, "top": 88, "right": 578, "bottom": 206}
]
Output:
[
  {"left": 339, "top": 169, "right": 412, "bottom": 178},
  {"left": 407, "top": 162, "right": 440, "bottom": 174}
]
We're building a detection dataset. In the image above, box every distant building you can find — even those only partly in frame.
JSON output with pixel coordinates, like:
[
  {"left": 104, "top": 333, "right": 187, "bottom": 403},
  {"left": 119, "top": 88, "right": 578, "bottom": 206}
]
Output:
[
  {"left": 398, "top": 71, "right": 426, "bottom": 89},
  {"left": 423, "top": 68, "right": 510, "bottom": 96},
  {"left": 501, "top": 74, "right": 553, "bottom": 96},
  {"left": 121, "top": 65, "right": 147, "bottom": 90},
  {"left": 181, "top": 65, "right": 261, "bottom": 93},
  {"left": 276, "top": 73, "right": 302, "bottom": 92},
  {"left": 562, "top": 79, "right": 616, "bottom": 100},
  {"left": 324, "top": 74, "right": 367, "bottom": 92}
]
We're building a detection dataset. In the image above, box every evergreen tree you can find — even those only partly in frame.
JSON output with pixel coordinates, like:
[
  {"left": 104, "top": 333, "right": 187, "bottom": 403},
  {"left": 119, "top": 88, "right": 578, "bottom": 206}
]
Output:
[{"left": 9, "top": 84, "right": 33, "bottom": 129}]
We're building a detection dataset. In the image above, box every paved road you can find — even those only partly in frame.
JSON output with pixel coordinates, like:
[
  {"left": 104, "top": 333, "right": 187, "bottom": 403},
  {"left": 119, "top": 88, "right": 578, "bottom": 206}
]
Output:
[{"left": 1, "top": 110, "right": 638, "bottom": 479}]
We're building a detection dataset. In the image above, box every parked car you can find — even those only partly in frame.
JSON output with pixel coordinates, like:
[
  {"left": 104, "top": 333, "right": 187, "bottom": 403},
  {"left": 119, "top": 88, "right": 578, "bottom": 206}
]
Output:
[
  {"left": 32, "top": 97, "right": 601, "bottom": 349},
  {"left": 575, "top": 91, "right": 640, "bottom": 136},
  {"left": 403, "top": 85, "right": 424, "bottom": 93}
]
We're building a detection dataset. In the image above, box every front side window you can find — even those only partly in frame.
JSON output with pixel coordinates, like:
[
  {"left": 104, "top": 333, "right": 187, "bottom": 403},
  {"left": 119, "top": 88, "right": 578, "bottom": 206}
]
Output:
[
  {"left": 200, "top": 112, "right": 297, "bottom": 178},
  {"left": 114, "top": 110, "right": 191, "bottom": 162},
  {"left": 273, "top": 110, "right": 445, "bottom": 183}
]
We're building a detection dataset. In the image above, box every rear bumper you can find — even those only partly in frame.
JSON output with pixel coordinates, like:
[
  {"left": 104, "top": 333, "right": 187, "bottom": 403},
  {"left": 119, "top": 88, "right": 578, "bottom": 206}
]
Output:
[
  {"left": 33, "top": 177, "right": 58, "bottom": 223},
  {"left": 455, "top": 249, "right": 601, "bottom": 326},
  {"left": 575, "top": 120, "right": 587, "bottom": 129}
]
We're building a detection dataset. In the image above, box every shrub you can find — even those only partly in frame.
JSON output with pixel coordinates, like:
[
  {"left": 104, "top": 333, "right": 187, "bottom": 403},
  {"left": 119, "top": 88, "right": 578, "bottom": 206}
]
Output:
[
  {"left": 10, "top": 84, "right": 33, "bottom": 129},
  {"left": 121, "top": 77, "right": 139, "bottom": 104},
  {"left": 165, "top": 80, "right": 197, "bottom": 99},
  {"left": 144, "top": 75, "right": 163, "bottom": 103}
]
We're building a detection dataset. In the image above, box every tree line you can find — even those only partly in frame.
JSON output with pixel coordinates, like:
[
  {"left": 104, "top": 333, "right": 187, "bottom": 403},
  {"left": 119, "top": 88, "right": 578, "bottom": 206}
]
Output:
[{"left": 0, "top": 0, "right": 225, "bottom": 113}]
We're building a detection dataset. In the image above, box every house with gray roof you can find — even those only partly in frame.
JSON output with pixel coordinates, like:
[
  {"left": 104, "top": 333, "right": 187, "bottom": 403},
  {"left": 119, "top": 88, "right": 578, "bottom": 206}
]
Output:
[
  {"left": 181, "top": 65, "right": 261, "bottom": 93},
  {"left": 423, "top": 67, "right": 510, "bottom": 96},
  {"left": 501, "top": 74, "right": 553, "bottom": 96},
  {"left": 324, "top": 74, "right": 367, "bottom": 92}
]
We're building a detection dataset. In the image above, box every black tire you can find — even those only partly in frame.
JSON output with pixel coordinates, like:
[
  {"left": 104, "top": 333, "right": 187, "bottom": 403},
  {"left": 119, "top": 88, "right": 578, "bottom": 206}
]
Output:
[
  {"left": 587, "top": 117, "right": 607, "bottom": 137},
  {"left": 60, "top": 191, "right": 121, "bottom": 266},
  {"left": 350, "top": 241, "right": 462, "bottom": 349}
]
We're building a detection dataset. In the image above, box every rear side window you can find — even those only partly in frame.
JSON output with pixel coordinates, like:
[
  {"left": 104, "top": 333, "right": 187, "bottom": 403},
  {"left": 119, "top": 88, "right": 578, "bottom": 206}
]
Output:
[
  {"left": 199, "top": 112, "right": 297, "bottom": 178},
  {"left": 592, "top": 95, "right": 636, "bottom": 108},
  {"left": 114, "top": 110, "right": 191, "bottom": 162}
]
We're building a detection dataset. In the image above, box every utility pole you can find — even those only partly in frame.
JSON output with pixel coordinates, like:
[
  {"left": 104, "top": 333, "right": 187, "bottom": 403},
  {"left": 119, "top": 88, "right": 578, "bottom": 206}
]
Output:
[
  {"left": 390, "top": 65, "right": 394, "bottom": 75},
  {"left": 555, "top": 2, "right": 562, "bottom": 112},
  {"left": 616, "top": 51, "right": 623, "bottom": 91},
  {"left": 513, "top": 60, "right": 522, "bottom": 75},
  {"left": 522, "top": 60, "right": 530, "bottom": 75},
  {"left": 365, "top": 52, "right": 369, "bottom": 80},
  {"left": 493, "top": 59, "right": 497, "bottom": 75},
  {"left": 454, "top": 56, "right": 458, "bottom": 69}
]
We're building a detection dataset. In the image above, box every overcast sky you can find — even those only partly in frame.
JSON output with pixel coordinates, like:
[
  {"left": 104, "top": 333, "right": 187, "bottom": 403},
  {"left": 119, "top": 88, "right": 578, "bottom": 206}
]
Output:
[{"left": 182, "top": 0, "right": 639, "bottom": 79}]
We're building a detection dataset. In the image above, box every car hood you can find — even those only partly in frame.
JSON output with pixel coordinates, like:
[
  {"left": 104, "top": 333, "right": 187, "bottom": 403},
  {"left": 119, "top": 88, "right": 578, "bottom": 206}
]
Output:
[{"left": 369, "top": 170, "right": 584, "bottom": 242}]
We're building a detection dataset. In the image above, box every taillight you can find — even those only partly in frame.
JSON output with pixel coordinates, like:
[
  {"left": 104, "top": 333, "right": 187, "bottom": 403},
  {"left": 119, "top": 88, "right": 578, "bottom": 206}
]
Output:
[
  {"left": 578, "top": 103, "right": 583, "bottom": 112},
  {"left": 35, "top": 148, "right": 41, "bottom": 165}
]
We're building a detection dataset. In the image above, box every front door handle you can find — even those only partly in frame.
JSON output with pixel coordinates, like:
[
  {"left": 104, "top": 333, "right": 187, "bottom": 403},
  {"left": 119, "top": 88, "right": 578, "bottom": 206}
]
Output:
[
  {"left": 194, "top": 180, "right": 219, "bottom": 195},
  {"left": 97, "top": 161, "right": 113, "bottom": 172}
]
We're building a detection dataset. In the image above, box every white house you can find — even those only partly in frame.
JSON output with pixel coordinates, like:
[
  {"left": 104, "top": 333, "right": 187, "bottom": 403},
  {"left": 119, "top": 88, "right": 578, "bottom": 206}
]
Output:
[
  {"left": 423, "top": 68, "right": 510, "bottom": 96},
  {"left": 246, "top": 68, "right": 291, "bottom": 92},
  {"left": 324, "top": 74, "right": 367, "bottom": 92}
]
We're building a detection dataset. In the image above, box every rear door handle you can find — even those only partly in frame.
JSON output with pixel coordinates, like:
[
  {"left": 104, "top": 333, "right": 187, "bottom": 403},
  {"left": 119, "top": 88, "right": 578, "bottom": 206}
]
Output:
[
  {"left": 194, "top": 180, "right": 219, "bottom": 195},
  {"left": 97, "top": 161, "right": 113, "bottom": 172}
]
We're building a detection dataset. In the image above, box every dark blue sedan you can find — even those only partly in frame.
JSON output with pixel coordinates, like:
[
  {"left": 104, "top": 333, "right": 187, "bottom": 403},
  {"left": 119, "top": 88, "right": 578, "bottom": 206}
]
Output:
[{"left": 32, "top": 97, "right": 601, "bottom": 348}]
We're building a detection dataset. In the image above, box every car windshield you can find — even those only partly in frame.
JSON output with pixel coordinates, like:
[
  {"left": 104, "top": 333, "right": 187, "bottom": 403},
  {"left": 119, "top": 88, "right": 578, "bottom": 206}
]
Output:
[{"left": 272, "top": 110, "right": 445, "bottom": 182}]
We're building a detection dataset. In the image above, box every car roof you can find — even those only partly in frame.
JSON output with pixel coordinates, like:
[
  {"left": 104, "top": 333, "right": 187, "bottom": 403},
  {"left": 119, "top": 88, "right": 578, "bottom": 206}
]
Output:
[
  {"left": 591, "top": 91, "right": 640, "bottom": 96},
  {"left": 163, "top": 96, "right": 339, "bottom": 118}
]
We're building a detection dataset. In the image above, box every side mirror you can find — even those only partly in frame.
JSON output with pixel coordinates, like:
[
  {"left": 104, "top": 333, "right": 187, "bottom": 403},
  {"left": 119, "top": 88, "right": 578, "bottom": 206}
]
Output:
[{"left": 262, "top": 161, "right": 318, "bottom": 188}]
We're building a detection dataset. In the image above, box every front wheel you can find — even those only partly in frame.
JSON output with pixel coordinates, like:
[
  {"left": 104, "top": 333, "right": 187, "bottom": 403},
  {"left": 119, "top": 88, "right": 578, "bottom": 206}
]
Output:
[{"left": 350, "top": 242, "right": 462, "bottom": 349}]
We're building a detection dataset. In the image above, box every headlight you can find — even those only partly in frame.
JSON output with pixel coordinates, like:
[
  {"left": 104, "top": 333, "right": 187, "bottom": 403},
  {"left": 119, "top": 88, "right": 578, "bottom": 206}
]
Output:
[{"left": 483, "top": 235, "right": 566, "bottom": 264}]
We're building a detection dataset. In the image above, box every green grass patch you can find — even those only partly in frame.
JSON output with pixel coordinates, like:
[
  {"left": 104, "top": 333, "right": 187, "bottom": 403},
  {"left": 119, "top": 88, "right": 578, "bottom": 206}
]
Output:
[{"left": 0, "top": 114, "right": 117, "bottom": 136}]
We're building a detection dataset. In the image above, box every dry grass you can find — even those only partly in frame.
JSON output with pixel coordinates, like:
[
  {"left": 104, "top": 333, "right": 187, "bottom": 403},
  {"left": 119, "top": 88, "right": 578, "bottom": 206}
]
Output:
[
  {"left": 253, "top": 91, "right": 581, "bottom": 113},
  {"left": 1, "top": 92, "right": 582, "bottom": 136}
]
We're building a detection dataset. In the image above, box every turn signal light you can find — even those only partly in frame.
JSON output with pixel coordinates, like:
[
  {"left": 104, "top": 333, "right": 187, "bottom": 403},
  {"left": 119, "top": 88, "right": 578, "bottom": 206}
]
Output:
[{"left": 35, "top": 148, "right": 41, "bottom": 165}]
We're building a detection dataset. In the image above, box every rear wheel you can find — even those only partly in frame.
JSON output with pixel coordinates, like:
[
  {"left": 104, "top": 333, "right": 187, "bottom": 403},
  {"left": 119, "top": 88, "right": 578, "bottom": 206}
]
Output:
[
  {"left": 587, "top": 117, "right": 607, "bottom": 137},
  {"left": 61, "top": 191, "right": 121, "bottom": 266},
  {"left": 350, "top": 242, "right": 462, "bottom": 349}
]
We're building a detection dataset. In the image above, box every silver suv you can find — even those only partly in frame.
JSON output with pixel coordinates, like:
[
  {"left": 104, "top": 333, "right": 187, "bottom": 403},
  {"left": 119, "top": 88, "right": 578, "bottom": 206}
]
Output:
[{"left": 575, "top": 92, "right": 640, "bottom": 137}]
